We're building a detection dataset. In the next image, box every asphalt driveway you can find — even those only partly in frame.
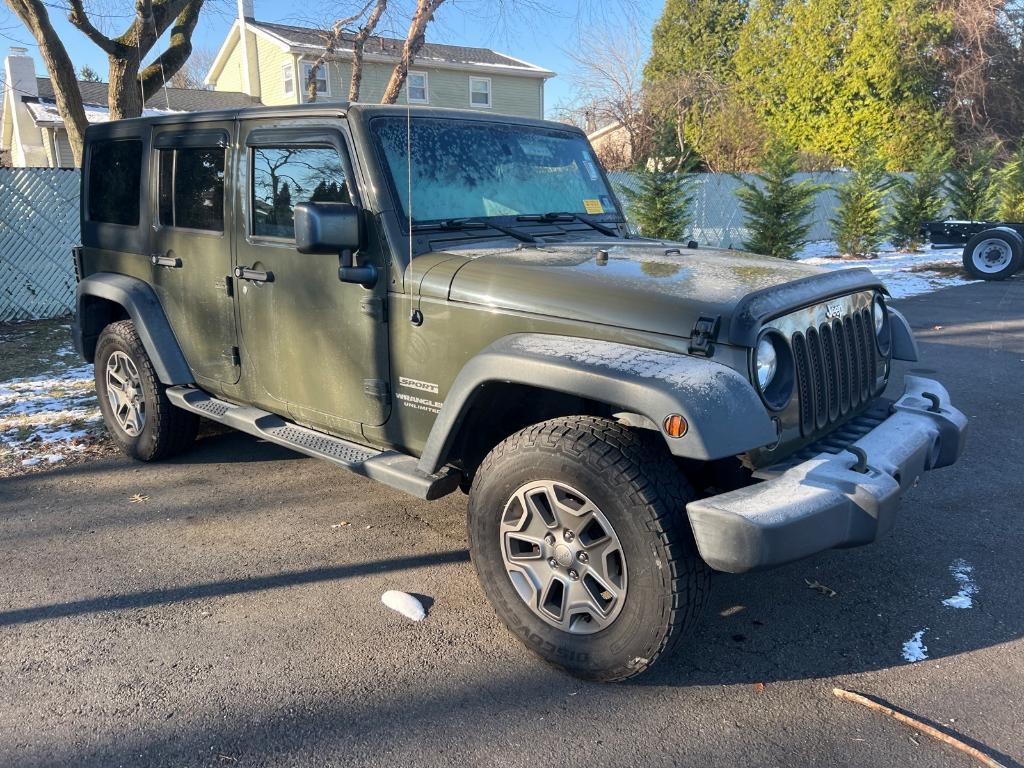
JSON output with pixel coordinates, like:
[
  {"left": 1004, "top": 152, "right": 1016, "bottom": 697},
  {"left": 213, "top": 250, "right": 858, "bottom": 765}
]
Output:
[{"left": 1, "top": 278, "right": 1022, "bottom": 767}]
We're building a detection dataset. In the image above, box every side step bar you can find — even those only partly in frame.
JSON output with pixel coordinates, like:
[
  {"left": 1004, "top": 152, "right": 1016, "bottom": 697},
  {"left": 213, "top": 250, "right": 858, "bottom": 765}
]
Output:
[{"left": 166, "top": 386, "right": 461, "bottom": 501}]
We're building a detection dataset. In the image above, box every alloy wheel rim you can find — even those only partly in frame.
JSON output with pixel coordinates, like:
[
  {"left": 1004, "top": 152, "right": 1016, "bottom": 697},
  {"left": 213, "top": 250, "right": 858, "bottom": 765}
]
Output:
[
  {"left": 972, "top": 239, "right": 1012, "bottom": 273},
  {"left": 105, "top": 351, "right": 146, "bottom": 437},
  {"left": 499, "top": 480, "right": 627, "bottom": 634}
]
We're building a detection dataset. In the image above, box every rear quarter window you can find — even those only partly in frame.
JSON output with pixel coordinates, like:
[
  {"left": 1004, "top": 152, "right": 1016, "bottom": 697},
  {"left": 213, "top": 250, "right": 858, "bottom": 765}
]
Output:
[{"left": 88, "top": 139, "right": 143, "bottom": 226}]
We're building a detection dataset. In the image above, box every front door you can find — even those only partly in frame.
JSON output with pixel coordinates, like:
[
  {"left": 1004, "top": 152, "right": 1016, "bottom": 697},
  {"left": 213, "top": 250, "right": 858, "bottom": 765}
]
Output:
[
  {"left": 149, "top": 124, "right": 240, "bottom": 386},
  {"left": 233, "top": 123, "right": 390, "bottom": 431}
]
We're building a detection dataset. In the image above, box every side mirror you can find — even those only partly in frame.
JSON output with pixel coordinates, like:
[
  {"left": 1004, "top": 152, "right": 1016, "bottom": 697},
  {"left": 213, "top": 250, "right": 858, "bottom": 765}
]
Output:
[{"left": 293, "top": 202, "right": 377, "bottom": 288}]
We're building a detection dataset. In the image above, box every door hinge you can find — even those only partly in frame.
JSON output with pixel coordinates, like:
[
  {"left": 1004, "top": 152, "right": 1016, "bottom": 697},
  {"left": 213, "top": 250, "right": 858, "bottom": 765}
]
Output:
[
  {"left": 229, "top": 346, "right": 240, "bottom": 367},
  {"left": 225, "top": 275, "right": 234, "bottom": 297},
  {"left": 688, "top": 316, "right": 720, "bottom": 357},
  {"left": 363, "top": 379, "right": 390, "bottom": 401}
]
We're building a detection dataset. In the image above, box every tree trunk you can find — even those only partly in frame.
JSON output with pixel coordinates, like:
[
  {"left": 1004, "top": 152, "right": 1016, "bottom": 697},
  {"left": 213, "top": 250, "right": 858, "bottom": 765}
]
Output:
[
  {"left": 380, "top": 0, "right": 445, "bottom": 104},
  {"left": 108, "top": 55, "right": 145, "bottom": 120},
  {"left": 6, "top": 0, "right": 90, "bottom": 163}
]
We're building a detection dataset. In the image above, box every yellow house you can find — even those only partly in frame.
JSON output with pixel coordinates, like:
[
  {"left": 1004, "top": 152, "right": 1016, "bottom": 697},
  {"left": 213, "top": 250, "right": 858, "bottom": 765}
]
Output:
[{"left": 207, "top": 1, "right": 554, "bottom": 118}]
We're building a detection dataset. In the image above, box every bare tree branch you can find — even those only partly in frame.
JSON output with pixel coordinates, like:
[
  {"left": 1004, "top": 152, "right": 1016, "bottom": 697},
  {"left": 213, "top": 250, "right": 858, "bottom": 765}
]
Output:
[
  {"left": 380, "top": 0, "right": 445, "bottom": 104},
  {"left": 139, "top": 0, "right": 203, "bottom": 99},
  {"left": 349, "top": 0, "right": 387, "bottom": 101},
  {"left": 306, "top": 0, "right": 375, "bottom": 102},
  {"left": 6, "top": 0, "right": 90, "bottom": 162}
]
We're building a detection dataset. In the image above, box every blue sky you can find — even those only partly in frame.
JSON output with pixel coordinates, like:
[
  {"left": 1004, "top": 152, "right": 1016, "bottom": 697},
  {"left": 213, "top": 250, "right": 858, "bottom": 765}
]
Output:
[{"left": 1, "top": 0, "right": 661, "bottom": 117}]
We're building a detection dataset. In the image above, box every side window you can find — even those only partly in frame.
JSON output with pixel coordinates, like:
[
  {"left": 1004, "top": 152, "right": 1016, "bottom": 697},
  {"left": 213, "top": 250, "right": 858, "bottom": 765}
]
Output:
[
  {"left": 407, "top": 72, "right": 428, "bottom": 104},
  {"left": 157, "top": 147, "right": 226, "bottom": 232},
  {"left": 88, "top": 139, "right": 142, "bottom": 225},
  {"left": 470, "top": 77, "right": 491, "bottom": 108},
  {"left": 251, "top": 146, "right": 351, "bottom": 239}
]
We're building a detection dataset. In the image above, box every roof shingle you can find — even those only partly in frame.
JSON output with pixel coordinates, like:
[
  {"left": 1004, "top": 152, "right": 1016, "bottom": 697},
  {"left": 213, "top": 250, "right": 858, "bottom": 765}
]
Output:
[
  {"left": 251, "top": 20, "right": 548, "bottom": 72},
  {"left": 35, "top": 77, "right": 257, "bottom": 111}
]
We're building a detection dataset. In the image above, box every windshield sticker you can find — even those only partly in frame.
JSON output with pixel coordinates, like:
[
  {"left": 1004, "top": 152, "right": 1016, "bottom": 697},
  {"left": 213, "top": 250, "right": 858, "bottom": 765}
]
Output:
[
  {"left": 582, "top": 156, "right": 599, "bottom": 181},
  {"left": 583, "top": 198, "right": 604, "bottom": 215},
  {"left": 599, "top": 195, "right": 612, "bottom": 211}
]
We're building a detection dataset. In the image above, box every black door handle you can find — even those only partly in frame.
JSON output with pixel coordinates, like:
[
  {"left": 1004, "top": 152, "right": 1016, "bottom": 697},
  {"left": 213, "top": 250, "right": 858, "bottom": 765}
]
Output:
[
  {"left": 234, "top": 266, "right": 273, "bottom": 283},
  {"left": 151, "top": 253, "right": 182, "bottom": 268}
]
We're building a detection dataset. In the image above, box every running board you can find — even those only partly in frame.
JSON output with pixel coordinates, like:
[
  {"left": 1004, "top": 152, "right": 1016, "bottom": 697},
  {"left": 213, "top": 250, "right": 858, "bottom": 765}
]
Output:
[{"left": 166, "top": 386, "right": 461, "bottom": 500}]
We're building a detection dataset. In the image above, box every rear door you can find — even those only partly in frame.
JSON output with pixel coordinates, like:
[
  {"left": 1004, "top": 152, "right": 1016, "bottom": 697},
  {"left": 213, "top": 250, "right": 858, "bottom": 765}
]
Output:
[
  {"left": 233, "top": 121, "right": 391, "bottom": 430},
  {"left": 148, "top": 123, "right": 240, "bottom": 386}
]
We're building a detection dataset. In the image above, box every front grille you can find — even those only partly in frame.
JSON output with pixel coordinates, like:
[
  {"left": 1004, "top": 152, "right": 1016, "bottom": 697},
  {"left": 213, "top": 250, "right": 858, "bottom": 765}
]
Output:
[{"left": 792, "top": 307, "right": 878, "bottom": 437}]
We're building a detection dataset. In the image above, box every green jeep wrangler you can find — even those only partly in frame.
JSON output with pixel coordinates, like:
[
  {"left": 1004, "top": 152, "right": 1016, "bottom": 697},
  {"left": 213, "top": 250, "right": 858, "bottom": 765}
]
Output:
[{"left": 72, "top": 104, "right": 967, "bottom": 681}]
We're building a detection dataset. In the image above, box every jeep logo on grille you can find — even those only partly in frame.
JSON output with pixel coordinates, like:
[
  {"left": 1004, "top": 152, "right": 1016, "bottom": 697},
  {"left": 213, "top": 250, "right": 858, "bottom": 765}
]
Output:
[{"left": 825, "top": 302, "right": 844, "bottom": 320}]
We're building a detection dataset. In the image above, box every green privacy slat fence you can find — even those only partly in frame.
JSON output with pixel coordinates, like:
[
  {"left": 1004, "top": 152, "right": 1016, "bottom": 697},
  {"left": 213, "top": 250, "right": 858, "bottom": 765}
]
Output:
[{"left": 0, "top": 168, "right": 81, "bottom": 322}]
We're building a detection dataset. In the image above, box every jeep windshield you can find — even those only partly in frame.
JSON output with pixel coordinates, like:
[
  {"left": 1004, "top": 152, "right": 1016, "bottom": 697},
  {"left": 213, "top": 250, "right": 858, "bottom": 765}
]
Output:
[{"left": 369, "top": 116, "right": 623, "bottom": 229}]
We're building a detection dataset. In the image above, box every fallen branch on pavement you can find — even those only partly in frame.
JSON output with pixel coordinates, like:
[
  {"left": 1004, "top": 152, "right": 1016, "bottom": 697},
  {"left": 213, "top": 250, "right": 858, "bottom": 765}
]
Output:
[{"left": 832, "top": 688, "right": 1007, "bottom": 768}]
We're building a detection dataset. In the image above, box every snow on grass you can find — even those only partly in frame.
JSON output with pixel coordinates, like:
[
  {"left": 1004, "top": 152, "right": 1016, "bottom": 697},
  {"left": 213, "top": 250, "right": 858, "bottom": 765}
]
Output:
[
  {"left": 902, "top": 629, "right": 929, "bottom": 662},
  {"left": 0, "top": 346, "right": 103, "bottom": 464},
  {"left": 796, "top": 241, "right": 980, "bottom": 299},
  {"left": 941, "top": 559, "right": 978, "bottom": 609}
]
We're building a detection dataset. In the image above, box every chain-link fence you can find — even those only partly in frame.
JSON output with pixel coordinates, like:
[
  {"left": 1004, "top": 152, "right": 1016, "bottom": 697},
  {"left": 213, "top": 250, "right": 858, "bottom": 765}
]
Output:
[{"left": 608, "top": 171, "right": 863, "bottom": 248}]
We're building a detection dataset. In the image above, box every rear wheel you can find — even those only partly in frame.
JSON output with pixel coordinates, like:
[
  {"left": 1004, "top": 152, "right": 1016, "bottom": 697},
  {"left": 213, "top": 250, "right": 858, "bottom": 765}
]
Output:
[
  {"left": 94, "top": 320, "right": 198, "bottom": 461},
  {"left": 468, "top": 416, "right": 710, "bottom": 681},
  {"left": 962, "top": 229, "right": 1023, "bottom": 280}
]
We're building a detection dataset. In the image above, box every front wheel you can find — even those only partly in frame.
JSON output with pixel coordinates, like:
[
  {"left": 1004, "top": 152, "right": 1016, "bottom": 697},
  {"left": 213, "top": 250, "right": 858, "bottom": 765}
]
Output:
[
  {"left": 962, "top": 229, "right": 1023, "bottom": 280},
  {"left": 468, "top": 416, "right": 710, "bottom": 681}
]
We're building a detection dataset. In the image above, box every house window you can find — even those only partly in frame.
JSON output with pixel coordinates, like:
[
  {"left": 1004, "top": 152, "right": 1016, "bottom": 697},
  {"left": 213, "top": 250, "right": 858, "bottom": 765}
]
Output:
[
  {"left": 407, "top": 71, "right": 428, "bottom": 104},
  {"left": 301, "top": 62, "right": 329, "bottom": 98},
  {"left": 251, "top": 146, "right": 350, "bottom": 239},
  {"left": 470, "top": 77, "right": 491, "bottom": 108},
  {"left": 158, "top": 147, "right": 226, "bottom": 232},
  {"left": 87, "top": 139, "right": 142, "bottom": 226},
  {"left": 283, "top": 63, "right": 294, "bottom": 95}
]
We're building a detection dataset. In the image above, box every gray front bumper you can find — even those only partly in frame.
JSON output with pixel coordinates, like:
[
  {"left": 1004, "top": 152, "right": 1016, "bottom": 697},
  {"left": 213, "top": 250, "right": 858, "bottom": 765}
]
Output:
[{"left": 686, "top": 376, "right": 967, "bottom": 573}]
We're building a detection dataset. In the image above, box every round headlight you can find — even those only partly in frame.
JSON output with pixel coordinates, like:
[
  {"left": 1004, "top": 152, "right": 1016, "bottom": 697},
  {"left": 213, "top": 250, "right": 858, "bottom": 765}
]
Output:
[
  {"left": 873, "top": 295, "right": 891, "bottom": 352},
  {"left": 755, "top": 336, "right": 778, "bottom": 389},
  {"left": 873, "top": 296, "right": 886, "bottom": 334}
]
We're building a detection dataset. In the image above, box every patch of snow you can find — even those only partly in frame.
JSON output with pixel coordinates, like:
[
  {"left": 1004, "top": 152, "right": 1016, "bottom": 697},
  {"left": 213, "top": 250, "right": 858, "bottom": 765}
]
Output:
[
  {"left": 902, "top": 629, "right": 929, "bottom": 662},
  {"left": 796, "top": 241, "right": 980, "bottom": 298},
  {"left": 381, "top": 590, "right": 426, "bottom": 622},
  {"left": 942, "top": 559, "right": 978, "bottom": 609},
  {"left": 0, "top": 347, "right": 102, "bottom": 462}
]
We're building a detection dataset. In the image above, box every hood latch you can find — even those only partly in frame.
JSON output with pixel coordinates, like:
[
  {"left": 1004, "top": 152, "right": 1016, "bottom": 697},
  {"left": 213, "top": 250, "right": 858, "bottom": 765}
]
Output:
[{"left": 688, "top": 316, "right": 720, "bottom": 357}]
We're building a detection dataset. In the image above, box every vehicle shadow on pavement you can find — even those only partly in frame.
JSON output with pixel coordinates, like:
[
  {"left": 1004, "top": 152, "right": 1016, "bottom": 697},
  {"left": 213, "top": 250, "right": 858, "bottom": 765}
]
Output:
[{"left": 0, "top": 549, "right": 470, "bottom": 628}]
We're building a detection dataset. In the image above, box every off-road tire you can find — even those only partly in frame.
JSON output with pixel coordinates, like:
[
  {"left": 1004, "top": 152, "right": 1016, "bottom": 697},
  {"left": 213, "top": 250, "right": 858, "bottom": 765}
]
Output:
[
  {"left": 94, "top": 320, "right": 198, "bottom": 461},
  {"left": 468, "top": 416, "right": 710, "bottom": 682},
  {"left": 962, "top": 229, "right": 1023, "bottom": 280}
]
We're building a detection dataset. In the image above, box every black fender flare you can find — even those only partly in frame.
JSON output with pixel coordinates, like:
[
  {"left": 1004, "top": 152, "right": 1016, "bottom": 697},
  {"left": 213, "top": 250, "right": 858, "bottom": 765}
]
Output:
[
  {"left": 417, "top": 333, "right": 777, "bottom": 474},
  {"left": 887, "top": 307, "right": 918, "bottom": 362},
  {"left": 72, "top": 273, "right": 193, "bottom": 385}
]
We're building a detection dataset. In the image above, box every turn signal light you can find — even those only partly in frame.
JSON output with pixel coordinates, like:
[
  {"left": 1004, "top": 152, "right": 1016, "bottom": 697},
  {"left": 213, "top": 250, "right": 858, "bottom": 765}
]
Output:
[{"left": 663, "top": 414, "right": 688, "bottom": 438}]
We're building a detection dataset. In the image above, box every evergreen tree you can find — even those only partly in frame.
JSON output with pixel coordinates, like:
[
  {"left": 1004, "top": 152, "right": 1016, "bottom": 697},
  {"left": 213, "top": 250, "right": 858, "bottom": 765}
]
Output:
[
  {"left": 946, "top": 145, "right": 1001, "bottom": 221},
  {"left": 619, "top": 167, "right": 695, "bottom": 241},
  {"left": 644, "top": 0, "right": 747, "bottom": 83},
  {"left": 736, "top": 141, "right": 820, "bottom": 259},
  {"left": 996, "top": 145, "right": 1024, "bottom": 222},
  {"left": 831, "top": 150, "right": 891, "bottom": 258},
  {"left": 734, "top": 0, "right": 950, "bottom": 169},
  {"left": 889, "top": 147, "right": 951, "bottom": 248},
  {"left": 78, "top": 65, "right": 101, "bottom": 82}
]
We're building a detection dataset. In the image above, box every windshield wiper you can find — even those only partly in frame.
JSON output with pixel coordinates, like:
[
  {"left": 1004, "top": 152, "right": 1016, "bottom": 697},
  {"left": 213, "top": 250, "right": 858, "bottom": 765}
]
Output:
[
  {"left": 516, "top": 212, "right": 621, "bottom": 238},
  {"left": 413, "top": 218, "right": 538, "bottom": 244}
]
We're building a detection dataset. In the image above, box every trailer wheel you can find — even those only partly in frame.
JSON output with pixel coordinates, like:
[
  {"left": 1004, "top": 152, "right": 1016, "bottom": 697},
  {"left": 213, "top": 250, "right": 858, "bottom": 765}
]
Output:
[{"left": 962, "top": 229, "right": 1023, "bottom": 280}]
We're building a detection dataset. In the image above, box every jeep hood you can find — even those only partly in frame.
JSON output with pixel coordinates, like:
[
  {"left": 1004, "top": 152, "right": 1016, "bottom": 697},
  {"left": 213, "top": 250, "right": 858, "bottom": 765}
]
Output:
[{"left": 426, "top": 241, "right": 881, "bottom": 344}]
